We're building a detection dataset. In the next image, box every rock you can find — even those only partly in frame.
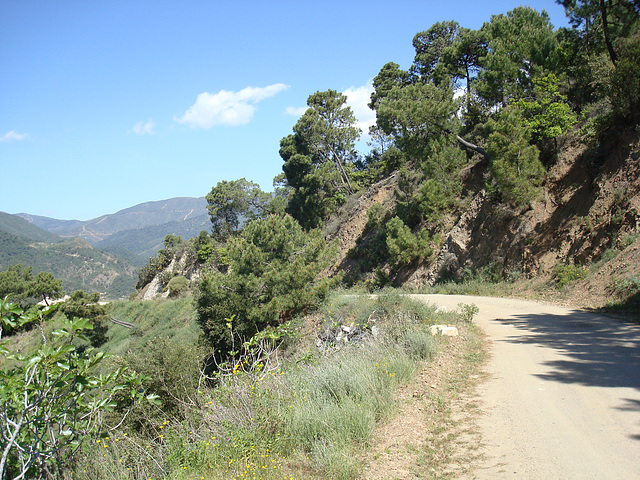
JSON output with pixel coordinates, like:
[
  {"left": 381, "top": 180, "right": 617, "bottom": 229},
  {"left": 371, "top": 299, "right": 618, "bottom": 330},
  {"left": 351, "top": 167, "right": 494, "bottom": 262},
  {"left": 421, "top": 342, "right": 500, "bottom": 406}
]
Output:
[
  {"left": 430, "top": 324, "right": 459, "bottom": 336},
  {"left": 435, "top": 305, "right": 448, "bottom": 313},
  {"left": 441, "top": 326, "right": 459, "bottom": 336}
]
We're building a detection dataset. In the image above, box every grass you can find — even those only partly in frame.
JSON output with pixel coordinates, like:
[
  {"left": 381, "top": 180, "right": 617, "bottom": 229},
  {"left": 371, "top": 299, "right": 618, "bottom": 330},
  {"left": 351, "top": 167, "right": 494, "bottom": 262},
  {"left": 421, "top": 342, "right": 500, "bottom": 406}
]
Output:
[
  {"left": 68, "top": 291, "right": 459, "bottom": 480},
  {"left": 103, "top": 296, "right": 200, "bottom": 356},
  {"left": 2, "top": 290, "right": 478, "bottom": 479}
]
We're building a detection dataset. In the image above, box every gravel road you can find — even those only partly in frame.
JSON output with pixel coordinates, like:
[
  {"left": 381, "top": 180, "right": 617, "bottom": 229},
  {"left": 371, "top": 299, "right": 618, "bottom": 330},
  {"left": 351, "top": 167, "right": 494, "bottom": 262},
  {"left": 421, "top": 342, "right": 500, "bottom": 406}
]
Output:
[{"left": 411, "top": 294, "right": 640, "bottom": 479}]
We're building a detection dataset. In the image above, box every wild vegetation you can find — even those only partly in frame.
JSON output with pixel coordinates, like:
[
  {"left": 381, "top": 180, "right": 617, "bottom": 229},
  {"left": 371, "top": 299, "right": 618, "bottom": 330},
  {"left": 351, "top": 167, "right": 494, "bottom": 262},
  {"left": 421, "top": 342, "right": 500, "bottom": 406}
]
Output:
[{"left": 2, "top": 2, "right": 640, "bottom": 479}]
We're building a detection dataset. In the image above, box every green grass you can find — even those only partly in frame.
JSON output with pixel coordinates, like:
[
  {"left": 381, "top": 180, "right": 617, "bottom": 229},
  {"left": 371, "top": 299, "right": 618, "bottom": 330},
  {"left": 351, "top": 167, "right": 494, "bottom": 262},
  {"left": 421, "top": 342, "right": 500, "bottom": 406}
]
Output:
[
  {"left": 69, "top": 291, "right": 455, "bottom": 479},
  {"left": 2, "top": 290, "right": 470, "bottom": 479},
  {"left": 103, "top": 296, "right": 200, "bottom": 356}
]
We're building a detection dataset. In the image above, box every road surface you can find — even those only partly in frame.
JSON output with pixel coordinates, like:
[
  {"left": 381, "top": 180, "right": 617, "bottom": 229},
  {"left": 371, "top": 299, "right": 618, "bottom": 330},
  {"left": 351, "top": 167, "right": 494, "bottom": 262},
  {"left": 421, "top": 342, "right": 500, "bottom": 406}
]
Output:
[{"left": 411, "top": 294, "right": 640, "bottom": 479}]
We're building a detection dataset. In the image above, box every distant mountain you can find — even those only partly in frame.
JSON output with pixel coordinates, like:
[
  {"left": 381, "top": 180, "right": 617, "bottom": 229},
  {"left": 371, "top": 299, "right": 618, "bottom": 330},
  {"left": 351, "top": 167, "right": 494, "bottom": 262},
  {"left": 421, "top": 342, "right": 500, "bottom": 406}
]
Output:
[
  {"left": 96, "top": 214, "right": 211, "bottom": 266},
  {"left": 0, "top": 211, "right": 64, "bottom": 244},
  {"left": 17, "top": 197, "right": 210, "bottom": 265},
  {"left": 0, "top": 213, "right": 136, "bottom": 299},
  {"left": 18, "top": 197, "right": 208, "bottom": 243}
]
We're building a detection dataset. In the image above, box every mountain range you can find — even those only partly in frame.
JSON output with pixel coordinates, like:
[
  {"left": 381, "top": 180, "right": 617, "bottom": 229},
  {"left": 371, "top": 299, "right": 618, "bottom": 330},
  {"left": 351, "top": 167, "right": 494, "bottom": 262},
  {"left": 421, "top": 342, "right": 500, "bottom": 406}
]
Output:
[
  {"left": 16, "top": 197, "right": 209, "bottom": 265},
  {"left": 1, "top": 197, "right": 210, "bottom": 299}
]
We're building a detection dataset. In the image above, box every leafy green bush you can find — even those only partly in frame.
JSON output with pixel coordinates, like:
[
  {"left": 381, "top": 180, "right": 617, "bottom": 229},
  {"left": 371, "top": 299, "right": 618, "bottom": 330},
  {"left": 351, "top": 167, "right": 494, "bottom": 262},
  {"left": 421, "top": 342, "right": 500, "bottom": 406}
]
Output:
[
  {"left": 386, "top": 216, "right": 434, "bottom": 265},
  {"left": 458, "top": 303, "right": 480, "bottom": 323},
  {"left": 196, "top": 215, "right": 339, "bottom": 362},
  {"left": 552, "top": 263, "right": 588, "bottom": 287},
  {"left": 365, "top": 202, "right": 388, "bottom": 231},
  {"left": 0, "top": 300, "right": 152, "bottom": 479},
  {"left": 119, "top": 338, "right": 205, "bottom": 424},
  {"left": 462, "top": 261, "right": 505, "bottom": 284},
  {"left": 166, "top": 275, "right": 189, "bottom": 297},
  {"left": 607, "top": 276, "right": 640, "bottom": 300}
]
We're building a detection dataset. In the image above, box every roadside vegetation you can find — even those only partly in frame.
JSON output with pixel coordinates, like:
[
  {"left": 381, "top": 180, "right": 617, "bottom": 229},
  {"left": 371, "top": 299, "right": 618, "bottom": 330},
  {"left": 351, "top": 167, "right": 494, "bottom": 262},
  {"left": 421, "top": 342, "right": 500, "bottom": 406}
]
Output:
[
  {"left": 2, "top": 2, "right": 640, "bottom": 478},
  {"left": 2, "top": 291, "right": 476, "bottom": 480}
]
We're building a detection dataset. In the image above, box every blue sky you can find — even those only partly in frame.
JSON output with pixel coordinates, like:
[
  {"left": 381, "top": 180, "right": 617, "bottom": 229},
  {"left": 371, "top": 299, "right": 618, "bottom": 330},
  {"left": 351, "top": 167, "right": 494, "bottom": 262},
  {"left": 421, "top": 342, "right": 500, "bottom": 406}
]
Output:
[{"left": 1, "top": 0, "right": 568, "bottom": 221}]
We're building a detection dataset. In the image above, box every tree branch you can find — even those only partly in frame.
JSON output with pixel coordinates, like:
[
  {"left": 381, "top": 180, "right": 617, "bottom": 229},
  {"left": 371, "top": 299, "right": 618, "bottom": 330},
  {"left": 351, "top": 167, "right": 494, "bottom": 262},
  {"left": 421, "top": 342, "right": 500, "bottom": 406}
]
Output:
[{"left": 455, "top": 134, "right": 490, "bottom": 161}]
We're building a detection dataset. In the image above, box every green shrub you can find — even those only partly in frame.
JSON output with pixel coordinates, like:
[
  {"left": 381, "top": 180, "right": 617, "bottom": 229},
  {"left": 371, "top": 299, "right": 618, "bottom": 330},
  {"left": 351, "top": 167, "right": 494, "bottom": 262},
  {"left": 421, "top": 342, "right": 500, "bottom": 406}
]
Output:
[
  {"left": 401, "top": 329, "right": 437, "bottom": 360},
  {"left": 196, "top": 215, "right": 339, "bottom": 362},
  {"left": 607, "top": 276, "right": 640, "bottom": 300},
  {"left": 552, "top": 263, "right": 588, "bottom": 287},
  {"left": 0, "top": 302, "right": 151, "bottom": 480},
  {"left": 365, "top": 202, "right": 387, "bottom": 231},
  {"left": 121, "top": 338, "right": 205, "bottom": 422},
  {"left": 385, "top": 217, "right": 434, "bottom": 265},
  {"left": 458, "top": 303, "right": 480, "bottom": 323},
  {"left": 167, "top": 275, "right": 189, "bottom": 297}
]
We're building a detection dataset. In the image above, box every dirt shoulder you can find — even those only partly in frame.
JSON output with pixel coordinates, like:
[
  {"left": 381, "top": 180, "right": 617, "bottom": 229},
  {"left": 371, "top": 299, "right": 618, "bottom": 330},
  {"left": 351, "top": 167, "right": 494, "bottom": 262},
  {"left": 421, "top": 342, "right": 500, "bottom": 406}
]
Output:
[{"left": 359, "top": 320, "right": 487, "bottom": 479}]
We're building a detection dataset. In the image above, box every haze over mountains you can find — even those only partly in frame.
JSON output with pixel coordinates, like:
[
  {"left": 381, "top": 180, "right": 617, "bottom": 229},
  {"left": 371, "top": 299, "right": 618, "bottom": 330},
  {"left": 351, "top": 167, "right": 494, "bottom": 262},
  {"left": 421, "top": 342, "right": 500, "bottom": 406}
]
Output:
[
  {"left": 17, "top": 197, "right": 209, "bottom": 265},
  {"left": 1, "top": 197, "right": 210, "bottom": 299}
]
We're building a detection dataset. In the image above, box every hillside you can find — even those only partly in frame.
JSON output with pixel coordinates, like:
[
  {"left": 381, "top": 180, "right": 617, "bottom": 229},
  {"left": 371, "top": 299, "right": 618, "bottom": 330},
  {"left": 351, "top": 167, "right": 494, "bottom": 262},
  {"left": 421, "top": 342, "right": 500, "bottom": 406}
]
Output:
[
  {"left": 17, "top": 196, "right": 210, "bottom": 265},
  {"left": 95, "top": 213, "right": 210, "bottom": 266},
  {"left": 0, "top": 213, "right": 137, "bottom": 299},
  {"left": 136, "top": 126, "right": 640, "bottom": 314},
  {"left": 327, "top": 126, "right": 640, "bottom": 313},
  {"left": 18, "top": 196, "right": 207, "bottom": 243},
  {"left": 0, "top": 211, "right": 64, "bottom": 244}
]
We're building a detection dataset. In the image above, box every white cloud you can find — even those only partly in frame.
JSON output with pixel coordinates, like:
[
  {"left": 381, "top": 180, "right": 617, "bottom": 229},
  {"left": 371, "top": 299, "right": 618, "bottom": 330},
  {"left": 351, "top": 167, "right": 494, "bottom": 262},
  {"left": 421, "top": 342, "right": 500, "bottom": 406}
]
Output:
[
  {"left": 343, "top": 81, "right": 376, "bottom": 134},
  {"left": 131, "top": 119, "right": 156, "bottom": 135},
  {"left": 284, "top": 83, "right": 376, "bottom": 134},
  {"left": 176, "top": 83, "right": 290, "bottom": 129},
  {"left": 0, "top": 130, "right": 28, "bottom": 142},
  {"left": 285, "top": 106, "right": 308, "bottom": 117}
]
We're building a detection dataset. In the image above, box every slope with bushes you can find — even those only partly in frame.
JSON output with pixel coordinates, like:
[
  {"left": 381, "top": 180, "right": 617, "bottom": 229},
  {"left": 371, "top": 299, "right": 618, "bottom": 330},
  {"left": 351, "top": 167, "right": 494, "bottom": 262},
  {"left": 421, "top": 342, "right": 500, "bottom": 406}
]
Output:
[
  {"left": 3, "top": 3, "right": 640, "bottom": 479},
  {"left": 0, "top": 214, "right": 137, "bottom": 299}
]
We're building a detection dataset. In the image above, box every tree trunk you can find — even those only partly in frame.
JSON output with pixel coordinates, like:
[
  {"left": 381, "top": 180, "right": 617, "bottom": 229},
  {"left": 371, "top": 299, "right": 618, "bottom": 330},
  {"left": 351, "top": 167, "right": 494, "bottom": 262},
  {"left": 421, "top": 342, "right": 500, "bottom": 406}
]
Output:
[
  {"left": 456, "top": 135, "right": 491, "bottom": 162},
  {"left": 600, "top": 0, "right": 618, "bottom": 65}
]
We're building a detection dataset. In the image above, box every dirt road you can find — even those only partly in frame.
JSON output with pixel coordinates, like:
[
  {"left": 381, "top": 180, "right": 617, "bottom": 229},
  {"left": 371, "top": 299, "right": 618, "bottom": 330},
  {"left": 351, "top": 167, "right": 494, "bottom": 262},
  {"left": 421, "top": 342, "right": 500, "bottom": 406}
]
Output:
[{"left": 411, "top": 294, "right": 640, "bottom": 479}]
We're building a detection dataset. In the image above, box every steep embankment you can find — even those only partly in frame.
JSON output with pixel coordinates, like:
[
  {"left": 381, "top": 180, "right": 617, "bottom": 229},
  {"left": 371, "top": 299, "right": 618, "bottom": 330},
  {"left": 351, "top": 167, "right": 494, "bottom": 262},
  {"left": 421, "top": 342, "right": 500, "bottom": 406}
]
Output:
[
  {"left": 330, "top": 127, "right": 640, "bottom": 309},
  {"left": 418, "top": 128, "right": 640, "bottom": 283}
]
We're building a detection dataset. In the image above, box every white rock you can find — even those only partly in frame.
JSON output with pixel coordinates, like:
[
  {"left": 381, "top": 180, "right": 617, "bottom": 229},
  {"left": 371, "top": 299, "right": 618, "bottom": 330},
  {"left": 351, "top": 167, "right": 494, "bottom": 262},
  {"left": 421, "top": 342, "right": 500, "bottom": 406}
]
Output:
[
  {"left": 441, "top": 326, "right": 459, "bottom": 336},
  {"left": 430, "top": 324, "right": 459, "bottom": 336}
]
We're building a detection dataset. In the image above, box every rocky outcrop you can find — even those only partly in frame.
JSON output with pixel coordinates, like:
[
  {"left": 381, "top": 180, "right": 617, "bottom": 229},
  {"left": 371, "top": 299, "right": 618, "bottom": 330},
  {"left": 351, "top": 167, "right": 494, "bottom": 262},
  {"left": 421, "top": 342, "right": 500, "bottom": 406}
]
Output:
[{"left": 139, "top": 248, "right": 202, "bottom": 300}]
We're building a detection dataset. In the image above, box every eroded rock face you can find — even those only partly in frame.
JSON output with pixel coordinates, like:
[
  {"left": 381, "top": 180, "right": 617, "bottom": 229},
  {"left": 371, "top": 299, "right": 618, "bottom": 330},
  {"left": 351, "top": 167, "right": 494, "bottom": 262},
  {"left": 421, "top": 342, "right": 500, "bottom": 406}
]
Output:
[
  {"left": 141, "top": 274, "right": 169, "bottom": 300},
  {"left": 140, "top": 250, "right": 201, "bottom": 300},
  {"left": 426, "top": 191, "right": 487, "bottom": 284}
]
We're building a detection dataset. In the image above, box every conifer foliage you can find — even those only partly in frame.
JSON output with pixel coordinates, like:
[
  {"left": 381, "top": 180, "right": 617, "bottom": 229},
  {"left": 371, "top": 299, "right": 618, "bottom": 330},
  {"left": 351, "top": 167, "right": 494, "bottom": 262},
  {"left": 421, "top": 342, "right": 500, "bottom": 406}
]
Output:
[{"left": 196, "top": 214, "right": 338, "bottom": 360}]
